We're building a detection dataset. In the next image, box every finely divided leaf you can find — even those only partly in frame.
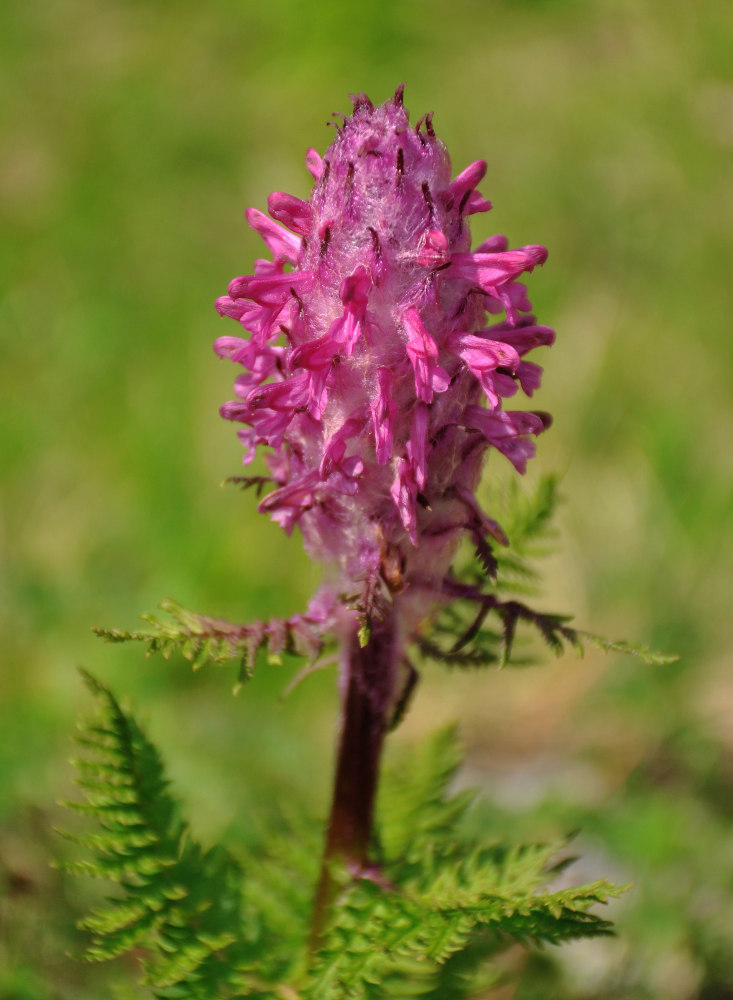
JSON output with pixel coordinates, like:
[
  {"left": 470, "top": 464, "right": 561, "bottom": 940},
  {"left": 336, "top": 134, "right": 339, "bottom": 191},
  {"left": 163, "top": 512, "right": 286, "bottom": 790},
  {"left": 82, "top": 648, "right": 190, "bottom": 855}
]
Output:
[
  {"left": 93, "top": 598, "right": 328, "bottom": 689},
  {"left": 60, "top": 670, "right": 283, "bottom": 998}
]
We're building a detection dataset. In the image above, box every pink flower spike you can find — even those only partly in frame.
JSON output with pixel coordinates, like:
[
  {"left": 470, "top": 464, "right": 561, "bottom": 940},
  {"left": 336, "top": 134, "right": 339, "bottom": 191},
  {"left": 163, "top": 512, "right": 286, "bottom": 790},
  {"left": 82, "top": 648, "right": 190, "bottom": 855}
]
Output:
[
  {"left": 215, "top": 89, "right": 555, "bottom": 625},
  {"left": 245, "top": 207, "right": 301, "bottom": 263},
  {"left": 402, "top": 306, "right": 450, "bottom": 404}
]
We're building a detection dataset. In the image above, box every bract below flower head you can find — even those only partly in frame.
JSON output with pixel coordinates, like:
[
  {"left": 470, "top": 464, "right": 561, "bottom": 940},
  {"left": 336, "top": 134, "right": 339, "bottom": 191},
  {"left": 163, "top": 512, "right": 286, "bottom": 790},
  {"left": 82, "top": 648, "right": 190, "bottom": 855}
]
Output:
[{"left": 216, "top": 87, "right": 554, "bottom": 629}]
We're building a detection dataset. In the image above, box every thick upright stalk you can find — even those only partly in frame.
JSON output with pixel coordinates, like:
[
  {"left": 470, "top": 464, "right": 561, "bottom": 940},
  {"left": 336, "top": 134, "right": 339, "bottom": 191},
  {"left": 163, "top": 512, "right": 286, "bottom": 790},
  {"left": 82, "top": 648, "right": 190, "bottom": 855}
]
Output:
[{"left": 310, "top": 613, "right": 399, "bottom": 947}]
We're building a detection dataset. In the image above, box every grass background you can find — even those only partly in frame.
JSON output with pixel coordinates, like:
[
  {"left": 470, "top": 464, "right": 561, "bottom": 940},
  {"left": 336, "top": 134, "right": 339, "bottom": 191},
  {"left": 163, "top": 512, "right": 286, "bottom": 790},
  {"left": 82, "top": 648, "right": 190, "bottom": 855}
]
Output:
[{"left": 1, "top": 0, "right": 732, "bottom": 996}]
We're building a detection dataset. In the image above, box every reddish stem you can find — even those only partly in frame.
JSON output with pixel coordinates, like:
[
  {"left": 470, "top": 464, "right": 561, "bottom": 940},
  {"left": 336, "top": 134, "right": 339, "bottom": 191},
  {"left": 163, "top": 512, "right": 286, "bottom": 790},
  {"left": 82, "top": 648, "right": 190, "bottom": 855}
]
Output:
[{"left": 310, "top": 614, "right": 399, "bottom": 947}]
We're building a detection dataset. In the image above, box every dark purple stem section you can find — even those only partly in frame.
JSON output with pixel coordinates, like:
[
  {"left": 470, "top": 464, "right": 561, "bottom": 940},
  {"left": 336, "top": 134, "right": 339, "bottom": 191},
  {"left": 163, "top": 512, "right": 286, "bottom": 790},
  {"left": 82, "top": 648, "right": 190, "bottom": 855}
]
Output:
[{"left": 310, "top": 613, "right": 399, "bottom": 947}]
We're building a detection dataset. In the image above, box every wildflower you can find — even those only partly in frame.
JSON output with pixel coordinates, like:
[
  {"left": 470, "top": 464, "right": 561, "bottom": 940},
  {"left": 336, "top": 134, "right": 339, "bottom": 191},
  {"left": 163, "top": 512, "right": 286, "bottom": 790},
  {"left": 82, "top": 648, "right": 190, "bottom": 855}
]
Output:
[{"left": 216, "top": 87, "right": 553, "bottom": 642}]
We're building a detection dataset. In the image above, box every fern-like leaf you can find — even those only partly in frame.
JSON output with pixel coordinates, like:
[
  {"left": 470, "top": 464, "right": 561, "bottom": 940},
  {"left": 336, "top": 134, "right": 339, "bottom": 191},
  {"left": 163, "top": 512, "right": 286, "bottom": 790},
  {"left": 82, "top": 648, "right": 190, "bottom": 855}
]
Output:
[
  {"left": 93, "top": 598, "right": 330, "bottom": 691},
  {"left": 306, "top": 727, "right": 626, "bottom": 999},
  {"left": 577, "top": 631, "right": 679, "bottom": 665},
  {"left": 60, "top": 670, "right": 282, "bottom": 998}
]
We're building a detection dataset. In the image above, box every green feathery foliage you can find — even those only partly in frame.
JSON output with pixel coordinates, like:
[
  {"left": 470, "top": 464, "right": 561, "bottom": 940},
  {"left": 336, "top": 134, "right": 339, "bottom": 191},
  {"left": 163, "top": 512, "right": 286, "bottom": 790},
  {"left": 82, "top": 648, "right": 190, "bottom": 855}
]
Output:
[
  {"left": 60, "top": 670, "right": 286, "bottom": 998},
  {"left": 62, "top": 693, "right": 626, "bottom": 999},
  {"left": 304, "top": 725, "right": 625, "bottom": 999},
  {"left": 91, "top": 479, "right": 674, "bottom": 688},
  {"left": 93, "top": 597, "right": 329, "bottom": 693}
]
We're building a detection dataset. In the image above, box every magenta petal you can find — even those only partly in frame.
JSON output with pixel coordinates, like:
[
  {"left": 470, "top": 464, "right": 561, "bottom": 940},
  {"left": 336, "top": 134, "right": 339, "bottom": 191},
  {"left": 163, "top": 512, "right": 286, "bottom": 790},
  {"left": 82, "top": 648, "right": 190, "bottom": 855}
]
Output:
[
  {"left": 402, "top": 306, "right": 450, "bottom": 404},
  {"left": 475, "top": 234, "right": 509, "bottom": 254},
  {"left": 215, "top": 296, "right": 249, "bottom": 321},
  {"left": 245, "top": 207, "right": 301, "bottom": 262},
  {"left": 292, "top": 328, "right": 340, "bottom": 371},
  {"left": 448, "top": 159, "right": 488, "bottom": 202},
  {"left": 228, "top": 270, "right": 310, "bottom": 306},
  {"left": 340, "top": 265, "right": 371, "bottom": 306},
  {"left": 517, "top": 360, "right": 543, "bottom": 395},
  {"left": 247, "top": 373, "right": 309, "bottom": 412},
  {"left": 464, "top": 405, "right": 547, "bottom": 475},
  {"left": 465, "top": 190, "right": 492, "bottom": 215},
  {"left": 305, "top": 147, "right": 323, "bottom": 179},
  {"left": 391, "top": 457, "right": 419, "bottom": 546},
  {"left": 213, "top": 335, "right": 251, "bottom": 362},
  {"left": 487, "top": 323, "right": 556, "bottom": 355},
  {"left": 370, "top": 367, "right": 397, "bottom": 464},
  {"left": 267, "top": 191, "right": 312, "bottom": 235},
  {"left": 407, "top": 403, "right": 429, "bottom": 490},
  {"left": 494, "top": 373, "right": 518, "bottom": 399},
  {"left": 448, "top": 331, "right": 520, "bottom": 373},
  {"left": 258, "top": 471, "right": 321, "bottom": 534},
  {"left": 320, "top": 415, "right": 365, "bottom": 477},
  {"left": 450, "top": 246, "right": 548, "bottom": 293}
]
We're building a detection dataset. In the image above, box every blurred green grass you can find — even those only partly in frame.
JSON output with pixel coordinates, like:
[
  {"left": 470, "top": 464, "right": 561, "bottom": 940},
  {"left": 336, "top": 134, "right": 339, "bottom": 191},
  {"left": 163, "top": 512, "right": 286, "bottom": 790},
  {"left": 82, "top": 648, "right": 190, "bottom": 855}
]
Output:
[{"left": 1, "top": 0, "right": 732, "bottom": 996}]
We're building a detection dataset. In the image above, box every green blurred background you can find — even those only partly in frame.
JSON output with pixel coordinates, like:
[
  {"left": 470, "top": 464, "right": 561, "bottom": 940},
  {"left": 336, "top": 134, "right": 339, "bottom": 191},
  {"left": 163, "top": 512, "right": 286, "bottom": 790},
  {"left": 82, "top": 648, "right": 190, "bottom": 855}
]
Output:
[{"left": 2, "top": 0, "right": 732, "bottom": 996}]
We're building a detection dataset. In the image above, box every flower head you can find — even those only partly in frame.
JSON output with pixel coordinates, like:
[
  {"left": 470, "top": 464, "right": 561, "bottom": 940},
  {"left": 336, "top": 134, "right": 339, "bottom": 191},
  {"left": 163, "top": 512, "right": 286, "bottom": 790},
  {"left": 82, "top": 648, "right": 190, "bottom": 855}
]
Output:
[{"left": 216, "top": 87, "right": 554, "bottom": 632}]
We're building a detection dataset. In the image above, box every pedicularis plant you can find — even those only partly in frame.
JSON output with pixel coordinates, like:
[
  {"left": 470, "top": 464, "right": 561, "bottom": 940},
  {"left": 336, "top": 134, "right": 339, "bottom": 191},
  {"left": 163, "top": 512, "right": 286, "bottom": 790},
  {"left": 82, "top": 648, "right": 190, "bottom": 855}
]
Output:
[{"left": 63, "top": 88, "right": 671, "bottom": 998}]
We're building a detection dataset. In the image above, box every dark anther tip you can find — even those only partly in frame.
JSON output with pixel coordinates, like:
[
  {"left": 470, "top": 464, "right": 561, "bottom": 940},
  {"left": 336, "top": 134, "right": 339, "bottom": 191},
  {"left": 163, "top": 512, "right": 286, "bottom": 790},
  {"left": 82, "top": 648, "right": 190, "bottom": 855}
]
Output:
[
  {"left": 319, "top": 226, "right": 331, "bottom": 258},
  {"left": 349, "top": 93, "right": 374, "bottom": 113},
  {"left": 396, "top": 147, "right": 405, "bottom": 185},
  {"left": 368, "top": 226, "right": 382, "bottom": 258},
  {"left": 393, "top": 83, "right": 406, "bottom": 107}
]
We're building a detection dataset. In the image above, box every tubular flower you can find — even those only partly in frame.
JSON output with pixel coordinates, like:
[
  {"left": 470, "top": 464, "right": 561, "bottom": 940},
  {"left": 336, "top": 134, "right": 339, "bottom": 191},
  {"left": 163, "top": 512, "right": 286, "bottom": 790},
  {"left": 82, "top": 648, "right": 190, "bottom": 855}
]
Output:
[{"left": 215, "top": 87, "right": 554, "bottom": 634}]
